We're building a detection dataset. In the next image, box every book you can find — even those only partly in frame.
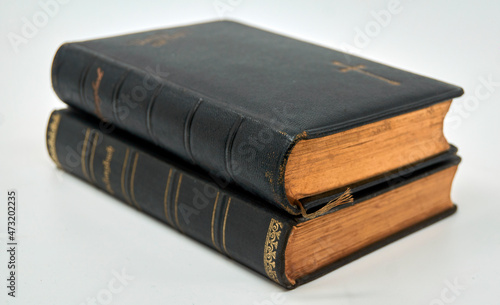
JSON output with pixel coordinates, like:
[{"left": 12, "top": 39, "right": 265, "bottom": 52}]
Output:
[
  {"left": 46, "top": 108, "right": 461, "bottom": 288},
  {"left": 51, "top": 20, "right": 464, "bottom": 214}
]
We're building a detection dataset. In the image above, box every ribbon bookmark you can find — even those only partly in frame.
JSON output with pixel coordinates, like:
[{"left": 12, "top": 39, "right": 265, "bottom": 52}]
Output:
[{"left": 297, "top": 188, "right": 353, "bottom": 220}]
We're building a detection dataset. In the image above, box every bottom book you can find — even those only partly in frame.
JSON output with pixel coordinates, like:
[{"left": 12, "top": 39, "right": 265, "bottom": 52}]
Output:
[{"left": 46, "top": 108, "right": 460, "bottom": 289}]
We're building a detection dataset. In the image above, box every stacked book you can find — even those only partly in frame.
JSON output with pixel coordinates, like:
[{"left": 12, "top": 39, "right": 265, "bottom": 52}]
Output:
[{"left": 46, "top": 21, "right": 463, "bottom": 289}]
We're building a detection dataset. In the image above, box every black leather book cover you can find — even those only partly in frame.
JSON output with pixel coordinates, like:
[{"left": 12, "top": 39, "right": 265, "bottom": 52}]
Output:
[
  {"left": 46, "top": 108, "right": 460, "bottom": 289},
  {"left": 51, "top": 20, "right": 464, "bottom": 214}
]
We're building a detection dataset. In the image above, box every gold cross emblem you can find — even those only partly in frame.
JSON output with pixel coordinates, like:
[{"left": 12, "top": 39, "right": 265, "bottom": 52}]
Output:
[{"left": 332, "top": 61, "right": 400, "bottom": 86}]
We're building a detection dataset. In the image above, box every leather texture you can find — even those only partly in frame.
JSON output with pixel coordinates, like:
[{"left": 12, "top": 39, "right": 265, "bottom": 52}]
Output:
[
  {"left": 46, "top": 108, "right": 460, "bottom": 289},
  {"left": 51, "top": 20, "right": 464, "bottom": 214}
]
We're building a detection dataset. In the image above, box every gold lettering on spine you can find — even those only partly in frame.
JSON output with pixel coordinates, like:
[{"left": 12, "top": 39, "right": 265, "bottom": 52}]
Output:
[
  {"left": 130, "top": 153, "right": 141, "bottom": 210},
  {"left": 92, "top": 67, "right": 104, "bottom": 118},
  {"left": 81, "top": 128, "right": 91, "bottom": 181},
  {"left": 174, "top": 174, "right": 183, "bottom": 230},
  {"left": 264, "top": 218, "right": 283, "bottom": 284},
  {"left": 47, "top": 113, "right": 62, "bottom": 168},
  {"left": 120, "top": 148, "right": 131, "bottom": 204},
  {"left": 89, "top": 133, "right": 99, "bottom": 183},
  {"left": 222, "top": 198, "right": 232, "bottom": 255},
  {"left": 102, "top": 146, "right": 115, "bottom": 194},
  {"left": 163, "top": 168, "right": 173, "bottom": 224},
  {"left": 210, "top": 192, "right": 221, "bottom": 251}
]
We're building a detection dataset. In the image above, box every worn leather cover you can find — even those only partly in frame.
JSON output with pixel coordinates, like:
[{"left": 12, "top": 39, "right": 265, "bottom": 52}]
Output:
[
  {"left": 46, "top": 108, "right": 460, "bottom": 289},
  {"left": 51, "top": 20, "right": 464, "bottom": 214}
]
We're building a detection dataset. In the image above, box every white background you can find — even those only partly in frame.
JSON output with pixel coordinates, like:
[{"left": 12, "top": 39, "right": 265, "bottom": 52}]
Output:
[{"left": 1, "top": 0, "right": 499, "bottom": 304}]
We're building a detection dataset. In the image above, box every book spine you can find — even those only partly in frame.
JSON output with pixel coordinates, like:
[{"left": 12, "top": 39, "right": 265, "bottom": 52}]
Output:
[
  {"left": 46, "top": 109, "right": 295, "bottom": 288},
  {"left": 51, "top": 44, "right": 297, "bottom": 214}
]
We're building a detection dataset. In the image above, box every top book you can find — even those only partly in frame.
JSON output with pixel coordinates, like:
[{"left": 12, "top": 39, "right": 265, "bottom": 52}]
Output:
[{"left": 51, "top": 20, "right": 463, "bottom": 215}]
